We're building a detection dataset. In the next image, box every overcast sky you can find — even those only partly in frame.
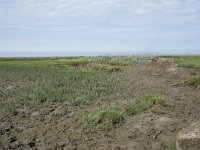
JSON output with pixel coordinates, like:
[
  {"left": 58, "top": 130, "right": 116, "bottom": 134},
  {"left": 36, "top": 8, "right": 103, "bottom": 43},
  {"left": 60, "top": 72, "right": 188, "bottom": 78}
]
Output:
[{"left": 0, "top": 0, "right": 200, "bottom": 56}]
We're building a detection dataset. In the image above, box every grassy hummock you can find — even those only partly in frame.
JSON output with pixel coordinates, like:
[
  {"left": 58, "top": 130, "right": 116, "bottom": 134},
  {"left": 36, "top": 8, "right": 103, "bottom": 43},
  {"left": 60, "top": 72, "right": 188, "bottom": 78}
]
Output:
[{"left": 81, "top": 95, "right": 172, "bottom": 130}]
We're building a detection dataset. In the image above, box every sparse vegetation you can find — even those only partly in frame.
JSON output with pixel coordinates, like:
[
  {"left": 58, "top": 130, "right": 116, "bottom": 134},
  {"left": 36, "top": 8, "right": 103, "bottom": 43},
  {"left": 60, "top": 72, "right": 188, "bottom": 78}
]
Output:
[
  {"left": 161, "top": 55, "right": 200, "bottom": 69},
  {"left": 187, "top": 75, "right": 200, "bottom": 88},
  {"left": 90, "top": 64, "right": 121, "bottom": 73},
  {"left": 0, "top": 65, "right": 118, "bottom": 106},
  {"left": 176, "top": 56, "right": 200, "bottom": 69},
  {"left": 82, "top": 95, "right": 172, "bottom": 129},
  {"left": 0, "top": 55, "right": 155, "bottom": 107},
  {"left": 4, "top": 104, "right": 18, "bottom": 116},
  {"left": 82, "top": 104, "right": 125, "bottom": 129},
  {"left": 1, "top": 55, "right": 200, "bottom": 149},
  {"left": 89, "top": 55, "right": 155, "bottom": 66},
  {"left": 169, "top": 138, "right": 177, "bottom": 150},
  {"left": 52, "top": 58, "right": 89, "bottom": 67}
]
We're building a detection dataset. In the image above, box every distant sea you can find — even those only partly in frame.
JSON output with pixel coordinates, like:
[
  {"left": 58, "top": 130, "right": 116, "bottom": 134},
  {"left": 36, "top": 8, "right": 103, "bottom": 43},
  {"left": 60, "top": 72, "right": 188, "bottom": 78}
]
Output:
[
  {"left": 0, "top": 50, "right": 200, "bottom": 57},
  {"left": 0, "top": 51, "right": 105, "bottom": 57}
]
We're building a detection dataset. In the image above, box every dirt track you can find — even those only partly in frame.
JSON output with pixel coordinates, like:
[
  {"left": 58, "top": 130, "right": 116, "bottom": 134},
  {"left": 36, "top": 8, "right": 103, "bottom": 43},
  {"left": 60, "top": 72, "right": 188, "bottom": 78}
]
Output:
[{"left": 1, "top": 58, "right": 200, "bottom": 150}]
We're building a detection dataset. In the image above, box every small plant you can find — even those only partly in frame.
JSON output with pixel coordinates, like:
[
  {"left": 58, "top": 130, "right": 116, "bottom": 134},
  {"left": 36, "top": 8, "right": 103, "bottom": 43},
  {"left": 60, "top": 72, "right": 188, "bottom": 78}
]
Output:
[
  {"left": 168, "top": 138, "right": 177, "bottom": 150},
  {"left": 187, "top": 75, "right": 200, "bottom": 88}
]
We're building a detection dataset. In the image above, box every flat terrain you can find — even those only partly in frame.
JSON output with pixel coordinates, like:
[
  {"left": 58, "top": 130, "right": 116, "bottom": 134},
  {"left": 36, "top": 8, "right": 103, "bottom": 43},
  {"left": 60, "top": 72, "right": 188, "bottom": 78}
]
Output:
[{"left": 0, "top": 55, "right": 200, "bottom": 150}]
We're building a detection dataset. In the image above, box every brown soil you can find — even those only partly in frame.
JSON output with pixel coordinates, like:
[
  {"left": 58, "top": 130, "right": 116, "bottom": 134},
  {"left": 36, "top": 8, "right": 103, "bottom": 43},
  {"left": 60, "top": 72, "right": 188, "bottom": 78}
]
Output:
[{"left": 1, "top": 58, "right": 200, "bottom": 150}]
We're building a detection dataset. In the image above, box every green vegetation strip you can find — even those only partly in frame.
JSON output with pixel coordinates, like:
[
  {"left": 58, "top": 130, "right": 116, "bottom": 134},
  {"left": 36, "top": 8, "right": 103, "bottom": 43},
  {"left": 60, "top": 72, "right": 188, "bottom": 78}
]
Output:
[
  {"left": 160, "top": 55, "right": 200, "bottom": 69},
  {"left": 176, "top": 56, "right": 200, "bottom": 69},
  {"left": 81, "top": 95, "right": 172, "bottom": 129},
  {"left": 0, "top": 63, "right": 118, "bottom": 107},
  {"left": 0, "top": 55, "right": 155, "bottom": 115}
]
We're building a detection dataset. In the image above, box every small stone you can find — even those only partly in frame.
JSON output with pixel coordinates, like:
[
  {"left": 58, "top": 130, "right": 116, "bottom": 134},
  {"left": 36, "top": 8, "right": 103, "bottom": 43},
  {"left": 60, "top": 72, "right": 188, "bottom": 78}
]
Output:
[
  {"left": 8, "top": 136, "right": 17, "bottom": 143},
  {"left": 71, "top": 145, "right": 77, "bottom": 150},
  {"left": 57, "top": 141, "right": 67, "bottom": 148},
  {"left": 171, "top": 83, "right": 179, "bottom": 87},
  {"left": 31, "top": 111, "right": 40, "bottom": 117},
  {"left": 151, "top": 73, "right": 161, "bottom": 76},
  {"left": 27, "top": 137, "right": 37, "bottom": 148},
  {"left": 9, "top": 141, "right": 21, "bottom": 149},
  {"left": 5, "top": 123, "right": 13, "bottom": 132},
  {"left": 6, "top": 85, "right": 13, "bottom": 90},
  {"left": 28, "top": 141, "right": 35, "bottom": 148},
  {"left": 128, "top": 135, "right": 134, "bottom": 139},
  {"left": 114, "top": 147, "right": 121, "bottom": 150},
  {"left": 153, "top": 135, "right": 158, "bottom": 139}
]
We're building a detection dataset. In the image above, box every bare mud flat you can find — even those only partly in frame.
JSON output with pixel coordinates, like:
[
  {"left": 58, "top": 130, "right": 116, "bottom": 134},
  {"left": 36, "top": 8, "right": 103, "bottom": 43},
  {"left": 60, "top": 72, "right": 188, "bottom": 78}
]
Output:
[{"left": 0, "top": 56, "right": 200, "bottom": 150}]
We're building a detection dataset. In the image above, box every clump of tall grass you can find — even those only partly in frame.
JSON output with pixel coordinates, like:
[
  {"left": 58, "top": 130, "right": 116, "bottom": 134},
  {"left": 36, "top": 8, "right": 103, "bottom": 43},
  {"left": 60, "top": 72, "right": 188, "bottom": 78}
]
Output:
[
  {"left": 187, "top": 75, "right": 200, "bottom": 88},
  {"left": 81, "top": 95, "right": 172, "bottom": 130}
]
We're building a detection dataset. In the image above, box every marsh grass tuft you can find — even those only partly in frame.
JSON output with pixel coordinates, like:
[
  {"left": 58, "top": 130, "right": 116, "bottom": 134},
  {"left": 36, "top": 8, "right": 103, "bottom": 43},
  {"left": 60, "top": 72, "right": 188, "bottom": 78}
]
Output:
[
  {"left": 168, "top": 138, "right": 177, "bottom": 150},
  {"left": 82, "top": 105, "right": 125, "bottom": 129},
  {"left": 82, "top": 95, "right": 172, "bottom": 129},
  {"left": 187, "top": 75, "right": 200, "bottom": 88}
]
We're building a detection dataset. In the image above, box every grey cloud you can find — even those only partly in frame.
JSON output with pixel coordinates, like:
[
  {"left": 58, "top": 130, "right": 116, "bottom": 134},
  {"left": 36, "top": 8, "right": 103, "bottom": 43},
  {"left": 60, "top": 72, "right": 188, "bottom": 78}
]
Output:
[{"left": 0, "top": 0, "right": 200, "bottom": 28}]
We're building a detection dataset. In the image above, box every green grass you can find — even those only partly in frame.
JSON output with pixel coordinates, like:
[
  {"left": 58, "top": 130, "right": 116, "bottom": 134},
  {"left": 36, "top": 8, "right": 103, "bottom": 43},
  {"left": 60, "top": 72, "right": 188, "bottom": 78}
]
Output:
[
  {"left": 177, "top": 56, "right": 200, "bottom": 69},
  {"left": 168, "top": 138, "right": 177, "bottom": 150},
  {"left": 160, "top": 55, "right": 200, "bottom": 69},
  {"left": 82, "top": 105, "right": 125, "bottom": 129},
  {"left": 0, "top": 55, "right": 155, "bottom": 115},
  {"left": 122, "top": 95, "right": 171, "bottom": 115},
  {"left": 81, "top": 95, "right": 172, "bottom": 130},
  {"left": 52, "top": 58, "right": 89, "bottom": 67},
  {"left": 0, "top": 62, "right": 118, "bottom": 108},
  {"left": 187, "top": 75, "right": 200, "bottom": 88}
]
